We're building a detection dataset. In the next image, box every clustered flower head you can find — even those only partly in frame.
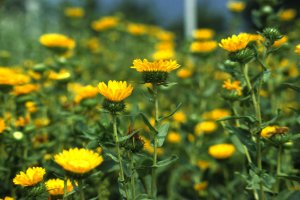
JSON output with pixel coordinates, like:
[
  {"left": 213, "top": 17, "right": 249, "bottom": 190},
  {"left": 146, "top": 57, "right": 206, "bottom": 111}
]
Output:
[
  {"left": 98, "top": 80, "right": 133, "bottom": 102},
  {"left": 222, "top": 79, "right": 242, "bottom": 96},
  {"left": 219, "top": 33, "right": 250, "bottom": 52},
  {"left": 39, "top": 33, "right": 76, "bottom": 53},
  {"left": 54, "top": 148, "right": 103, "bottom": 174},
  {"left": 45, "top": 178, "right": 74, "bottom": 196},
  {"left": 13, "top": 167, "right": 46, "bottom": 187},
  {"left": 208, "top": 144, "right": 236, "bottom": 159},
  {"left": 131, "top": 59, "right": 179, "bottom": 73}
]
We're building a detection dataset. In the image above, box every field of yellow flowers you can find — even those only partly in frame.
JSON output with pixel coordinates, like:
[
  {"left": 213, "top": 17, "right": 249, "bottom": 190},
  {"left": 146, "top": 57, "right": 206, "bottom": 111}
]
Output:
[{"left": 1, "top": 0, "right": 300, "bottom": 199}]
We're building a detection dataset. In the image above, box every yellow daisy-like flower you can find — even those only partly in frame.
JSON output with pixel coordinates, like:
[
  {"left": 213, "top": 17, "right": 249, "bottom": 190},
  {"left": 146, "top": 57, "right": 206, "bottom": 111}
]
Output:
[
  {"left": 64, "top": 7, "right": 85, "bottom": 18},
  {"left": 131, "top": 59, "right": 180, "bottom": 72},
  {"left": 260, "top": 126, "right": 288, "bottom": 138},
  {"left": 194, "top": 181, "right": 208, "bottom": 191},
  {"left": 222, "top": 79, "right": 242, "bottom": 95},
  {"left": 54, "top": 148, "right": 103, "bottom": 174},
  {"left": 190, "top": 41, "right": 217, "bottom": 53},
  {"left": 219, "top": 33, "right": 250, "bottom": 52},
  {"left": 45, "top": 178, "right": 74, "bottom": 196},
  {"left": 172, "top": 111, "right": 187, "bottom": 123},
  {"left": 0, "top": 67, "right": 30, "bottom": 86},
  {"left": 48, "top": 69, "right": 71, "bottom": 81},
  {"left": 0, "top": 118, "right": 6, "bottom": 134},
  {"left": 227, "top": 1, "right": 246, "bottom": 13},
  {"left": 197, "top": 160, "right": 210, "bottom": 170},
  {"left": 12, "top": 84, "right": 39, "bottom": 96},
  {"left": 194, "top": 121, "right": 217, "bottom": 135},
  {"left": 69, "top": 83, "right": 99, "bottom": 104},
  {"left": 202, "top": 109, "right": 230, "bottom": 121},
  {"left": 152, "top": 50, "right": 175, "bottom": 60},
  {"left": 13, "top": 167, "right": 46, "bottom": 187},
  {"left": 193, "top": 28, "right": 215, "bottom": 40},
  {"left": 177, "top": 68, "right": 192, "bottom": 79},
  {"left": 167, "top": 131, "right": 181, "bottom": 144},
  {"left": 278, "top": 9, "right": 297, "bottom": 21},
  {"left": 25, "top": 101, "right": 37, "bottom": 113},
  {"left": 127, "top": 23, "right": 148, "bottom": 35},
  {"left": 294, "top": 44, "right": 300, "bottom": 56},
  {"left": 208, "top": 144, "right": 236, "bottom": 159},
  {"left": 91, "top": 16, "right": 119, "bottom": 31},
  {"left": 39, "top": 33, "right": 76, "bottom": 50},
  {"left": 2, "top": 197, "right": 14, "bottom": 200},
  {"left": 272, "top": 36, "right": 288, "bottom": 48},
  {"left": 98, "top": 81, "right": 133, "bottom": 102}
]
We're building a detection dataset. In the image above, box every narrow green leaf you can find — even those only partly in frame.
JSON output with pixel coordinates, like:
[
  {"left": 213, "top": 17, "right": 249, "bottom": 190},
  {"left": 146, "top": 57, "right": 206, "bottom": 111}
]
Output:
[
  {"left": 119, "top": 129, "right": 141, "bottom": 142},
  {"left": 105, "top": 153, "right": 119, "bottom": 162},
  {"left": 278, "top": 174, "right": 300, "bottom": 182},
  {"left": 140, "top": 113, "right": 157, "bottom": 134},
  {"left": 156, "top": 155, "right": 178, "bottom": 168},
  {"left": 158, "top": 102, "right": 182, "bottom": 122},
  {"left": 157, "top": 123, "right": 170, "bottom": 147},
  {"left": 283, "top": 83, "right": 300, "bottom": 93}
]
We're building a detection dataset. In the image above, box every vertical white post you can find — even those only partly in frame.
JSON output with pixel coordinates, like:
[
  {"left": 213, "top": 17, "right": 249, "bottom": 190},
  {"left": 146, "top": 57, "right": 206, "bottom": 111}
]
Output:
[{"left": 184, "top": 0, "right": 197, "bottom": 39}]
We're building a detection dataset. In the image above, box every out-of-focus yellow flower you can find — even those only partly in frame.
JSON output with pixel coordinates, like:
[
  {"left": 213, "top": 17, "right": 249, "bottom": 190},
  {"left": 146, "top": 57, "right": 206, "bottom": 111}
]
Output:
[
  {"left": 208, "top": 144, "right": 235, "bottom": 159},
  {"left": 187, "top": 133, "right": 195, "bottom": 142},
  {"left": 12, "top": 84, "right": 39, "bottom": 96},
  {"left": 172, "top": 111, "right": 187, "bottom": 123},
  {"left": 131, "top": 59, "right": 180, "bottom": 72},
  {"left": 219, "top": 33, "right": 250, "bottom": 52},
  {"left": 91, "top": 16, "right": 119, "bottom": 31},
  {"left": 227, "top": 1, "right": 246, "bottom": 13},
  {"left": 272, "top": 36, "right": 288, "bottom": 47},
  {"left": 194, "top": 121, "right": 217, "bottom": 135},
  {"left": 214, "top": 71, "right": 231, "bottom": 81},
  {"left": 177, "top": 68, "right": 192, "bottom": 79},
  {"left": 46, "top": 178, "right": 74, "bottom": 196},
  {"left": 69, "top": 83, "right": 98, "bottom": 104},
  {"left": 279, "top": 9, "right": 297, "bottom": 21},
  {"left": 222, "top": 79, "right": 242, "bottom": 95},
  {"left": 197, "top": 160, "right": 210, "bottom": 170},
  {"left": 142, "top": 137, "right": 164, "bottom": 155},
  {"left": 44, "top": 154, "right": 52, "bottom": 161},
  {"left": 0, "top": 118, "right": 6, "bottom": 134},
  {"left": 98, "top": 81, "right": 133, "bottom": 102},
  {"left": 28, "top": 70, "right": 41, "bottom": 80},
  {"left": 127, "top": 23, "right": 148, "bottom": 35},
  {"left": 48, "top": 69, "right": 71, "bottom": 81},
  {"left": 39, "top": 33, "right": 76, "bottom": 51},
  {"left": 85, "top": 37, "right": 101, "bottom": 53},
  {"left": 260, "top": 126, "right": 289, "bottom": 138},
  {"left": 193, "top": 28, "right": 215, "bottom": 40},
  {"left": 190, "top": 41, "right": 217, "bottom": 53},
  {"left": 25, "top": 101, "right": 37, "bottom": 113},
  {"left": 202, "top": 109, "right": 230, "bottom": 121},
  {"left": 194, "top": 181, "right": 208, "bottom": 191},
  {"left": 15, "top": 114, "right": 30, "bottom": 127},
  {"left": 155, "top": 31, "right": 175, "bottom": 41},
  {"left": 13, "top": 167, "right": 46, "bottom": 187},
  {"left": 167, "top": 131, "right": 181, "bottom": 143},
  {"left": 54, "top": 148, "right": 103, "bottom": 174},
  {"left": 64, "top": 7, "right": 85, "bottom": 18},
  {"left": 34, "top": 118, "right": 50, "bottom": 128},
  {"left": 259, "top": 89, "right": 268, "bottom": 97},
  {"left": 152, "top": 50, "right": 175, "bottom": 60},
  {"left": 155, "top": 41, "right": 175, "bottom": 51},
  {"left": 294, "top": 44, "right": 300, "bottom": 55},
  {"left": 2, "top": 197, "right": 14, "bottom": 200},
  {"left": 0, "top": 67, "right": 30, "bottom": 86}
]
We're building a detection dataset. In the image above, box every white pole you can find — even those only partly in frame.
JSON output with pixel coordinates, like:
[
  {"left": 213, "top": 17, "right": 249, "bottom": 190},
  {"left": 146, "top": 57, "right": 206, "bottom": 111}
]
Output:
[{"left": 184, "top": 0, "right": 197, "bottom": 39}]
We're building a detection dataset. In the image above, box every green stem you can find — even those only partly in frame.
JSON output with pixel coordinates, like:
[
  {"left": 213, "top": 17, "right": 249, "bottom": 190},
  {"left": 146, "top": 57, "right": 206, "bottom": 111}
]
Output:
[
  {"left": 112, "top": 114, "right": 129, "bottom": 199},
  {"left": 79, "top": 179, "right": 85, "bottom": 200},
  {"left": 130, "top": 153, "right": 136, "bottom": 199},
  {"left": 276, "top": 145, "right": 283, "bottom": 192},
  {"left": 63, "top": 177, "right": 68, "bottom": 200}
]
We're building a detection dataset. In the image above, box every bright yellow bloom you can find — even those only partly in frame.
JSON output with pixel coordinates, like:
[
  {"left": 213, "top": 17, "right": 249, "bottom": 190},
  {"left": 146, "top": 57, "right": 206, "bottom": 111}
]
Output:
[
  {"left": 48, "top": 69, "right": 71, "bottom": 80},
  {"left": 0, "top": 67, "right": 30, "bottom": 86},
  {"left": 177, "top": 68, "right": 192, "bottom": 79},
  {"left": 45, "top": 178, "right": 74, "bottom": 196},
  {"left": 13, "top": 167, "right": 46, "bottom": 187},
  {"left": 208, "top": 144, "right": 235, "bottom": 159},
  {"left": 152, "top": 50, "right": 175, "bottom": 60},
  {"left": 155, "top": 31, "right": 175, "bottom": 41},
  {"left": 273, "top": 36, "right": 288, "bottom": 47},
  {"left": 25, "top": 101, "right": 37, "bottom": 113},
  {"left": 167, "top": 131, "right": 181, "bottom": 143},
  {"left": 98, "top": 81, "right": 133, "bottom": 102},
  {"left": 194, "top": 121, "right": 217, "bottom": 135},
  {"left": 202, "top": 109, "right": 231, "bottom": 121},
  {"left": 131, "top": 59, "right": 180, "bottom": 72},
  {"left": 127, "top": 23, "right": 148, "bottom": 35},
  {"left": 294, "top": 44, "right": 300, "bottom": 56},
  {"left": 14, "top": 114, "right": 30, "bottom": 127},
  {"left": 64, "top": 7, "right": 85, "bottom": 18},
  {"left": 279, "top": 9, "right": 297, "bottom": 21},
  {"left": 155, "top": 41, "right": 175, "bottom": 50},
  {"left": 0, "top": 118, "right": 6, "bottom": 134},
  {"left": 190, "top": 41, "right": 217, "bottom": 53},
  {"left": 2, "top": 197, "right": 14, "bottom": 200},
  {"left": 39, "top": 33, "right": 76, "bottom": 50},
  {"left": 194, "top": 181, "right": 208, "bottom": 191},
  {"left": 172, "top": 111, "right": 187, "bottom": 123},
  {"left": 91, "top": 16, "right": 119, "bottom": 31},
  {"left": 142, "top": 137, "right": 164, "bottom": 155},
  {"left": 227, "top": 1, "right": 246, "bottom": 13},
  {"left": 222, "top": 79, "right": 242, "bottom": 95},
  {"left": 12, "top": 84, "right": 39, "bottom": 96},
  {"left": 219, "top": 33, "right": 250, "bottom": 52},
  {"left": 260, "top": 126, "right": 288, "bottom": 138},
  {"left": 69, "top": 83, "right": 99, "bottom": 104},
  {"left": 193, "top": 28, "right": 215, "bottom": 40},
  {"left": 54, "top": 148, "right": 103, "bottom": 174}
]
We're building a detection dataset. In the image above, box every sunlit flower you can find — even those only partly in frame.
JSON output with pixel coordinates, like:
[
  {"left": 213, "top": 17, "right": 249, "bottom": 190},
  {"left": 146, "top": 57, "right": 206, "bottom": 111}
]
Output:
[
  {"left": 45, "top": 178, "right": 74, "bottom": 196},
  {"left": 167, "top": 131, "right": 181, "bottom": 143},
  {"left": 278, "top": 9, "right": 297, "bottom": 21},
  {"left": 208, "top": 144, "right": 235, "bottom": 159},
  {"left": 14, "top": 114, "right": 30, "bottom": 127},
  {"left": 13, "top": 167, "right": 46, "bottom": 187},
  {"left": 142, "top": 137, "right": 164, "bottom": 155},
  {"left": 155, "top": 41, "right": 175, "bottom": 51},
  {"left": 272, "top": 36, "right": 288, "bottom": 47},
  {"left": 85, "top": 37, "right": 101, "bottom": 53},
  {"left": 69, "top": 83, "right": 99, "bottom": 104},
  {"left": 222, "top": 79, "right": 242, "bottom": 95},
  {"left": 152, "top": 50, "right": 175, "bottom": 60},
  {"left": 2, "top": 196, "right": 14, "bottom": 200},
  {"left": 25, "top": 101, "right": 37, "bottom": 113},
  {"left": 294, "top": 44, "right": 300, "bottom": 56},
  {"left": 98, "top": 81, "right": 133, "bottom": 102},
  {"left": 177, "top": 68, "right": 192, "bottom": 79},
  {"left": 190, "top": 41, "right": 217, "bottom": 53},
  {"left": 260, "top": 126, "right": 289, "bottom": 138},
  {"left": 0, "top": 67, "right": 30, "bottom": 86},
  {"left": 131, "top": 59, "right": 180, "bottom": 72},
  {"left": 194, "top": 121, "right": 217, "bottom": 135},
  {"left": 91, "top": 16, "right": 119, "bottom": 31},
  {"left": 127, "top": 23, "right": 148, "bottom": 35},
  {"left": 64, "top": 7, "right": 85, "bottom": 18},
  {"left": 48, "top": 69, "right": 71, "bottom": 81},
  {"left": 202, "top": 109, "right": 230, "bottom": 121},
  {"left": 0, "top": 118, "right": 6, "bottom": 134},
  {"left": 155, "top": 31, "right": 175, "bottom": 41},
  {"left": 39, "top": 33, "right": 76, "bottom": 51},
  {"left": 194, "top": 181, "right": 208, "bottom": 191},
  {"left": 12, "top": 84, "right": 39, "bottom": 96},
  {"left": 219, "top": 33, "right": 250, "bottom": 52},
  {"left": 193, "top": 28, "right": 215, "bottom": 40},
  {"left": 54, "top": 148, "right": 103, "bottom": 174},
  {"left": 227, "top": 1, "right": 246, "bottom": 13},
  {"left": 172, "top": 111, "right": 187, "bottom": 123}
]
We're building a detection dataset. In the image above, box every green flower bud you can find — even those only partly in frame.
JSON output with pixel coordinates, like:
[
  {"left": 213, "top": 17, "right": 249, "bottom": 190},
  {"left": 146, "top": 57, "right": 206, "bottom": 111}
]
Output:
[
  {"left": 142, "top": 72, "right": 168, "bottom": 84},
  {"left": 229, "top": 48, "right": 255, "bottom": 64},
  {"left": 102, "top": 99, "right": 125, "bottom": 113},
  {"left": 262, "top": 27, "right": 282, "bottom": 45}
]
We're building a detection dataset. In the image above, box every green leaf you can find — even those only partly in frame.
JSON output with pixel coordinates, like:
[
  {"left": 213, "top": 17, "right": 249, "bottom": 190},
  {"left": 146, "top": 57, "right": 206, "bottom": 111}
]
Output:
[
  {"left": 105, "top": 153, "right": 119, "bottom": 163},
  {"left": 156, "top": 155, "right": 178, "bottom": 168},
  {"left": 283, "top": 83, "right": 300, "bottom": 93},
  {"left": 134, "top": 194, "right": 152, "bottom": 200},
  {"left": 261, "top": 109, "right": 281, "bottom": 127},
  {"left": 160, "top": 82, "right": 177, "bottom": 90},
  {"left": 119, "top": 129, "right": 141, "bottom": 142},
  {"left": 218, "top": 115, "right": 257, "bottom": 124},
  {"left": 157, "top": 123, "right": 170, "bottom": 147},
  {"left": 140, "top": 113, "right": 157, "bottom": 134},
  {"left": 158, "top": 102, "right": 182, "bottom": 122},
  {"left": 278, "top": 174, "right": 300, "bottom": 182}
]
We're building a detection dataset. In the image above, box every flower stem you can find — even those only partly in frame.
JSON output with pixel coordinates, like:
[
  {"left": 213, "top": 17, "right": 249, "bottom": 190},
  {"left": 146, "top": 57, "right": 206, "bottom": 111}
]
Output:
[
  {"left": 78, "top": 179, "right": 85, "bottom": 200},
  {"left": 276, "top": 145, "right": 283, "bottom": 192},
  {"left": 130, "top": 152, "right": 136, "bottom": 199},
  {"left": 63, "top": 177, "right": 68, "bottom": 200}
]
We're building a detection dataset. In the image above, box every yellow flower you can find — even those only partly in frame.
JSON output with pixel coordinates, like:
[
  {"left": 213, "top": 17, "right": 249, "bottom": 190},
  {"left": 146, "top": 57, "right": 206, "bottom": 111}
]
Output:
[
  {"left": 12, "top": 84, "right": 39, "bottom": 96},
  {"left": 194, "top": 181, "right": 208, "bottom": 191},
  {"left": 222, "top": 79, "right": 242, "bottom": 95},
  {"left": 142, "top": 137, "right": 164, "bottom": 155},
  {"left": 152, "top": 50, "right": 175, "bottom": 60},
  {"left": 294, "top": 44, "right": 300, "bottom": 56},
  {"left": 208, "top": 144, "right": 235, "bottom": 159},
  {"left": 34, "top": 118, "right": 50, "bottom": 128},
  {"left": 202, "top": 109, "right": 230, "bottom": 121},
  {"left": 69, "top": 83, "right": 99, "bottom": 104},
  {"left": 2, "top": 197, "right": 14, "bottom": 200},
  {"left": 85, "top": 37, "right": 101, "bottom": 53},
  {"left": 48, "top": 69, "right": 71, "bottom": 80},
  {"left": 54, "top": 148, "right": 103, "bottom": 174},
  {"left": 39, "top": 33, "right": 76, "bottom": 50},
  {"left": 91, "top": 16, "right": 119, "bottom": 31},
  {"left": 227, "top": 1, "right": 246, "bottom": 13},
  {"left": 155, "top": 31, "right": 175, "bottom": 41},
  {"left": 219, "top": 33, "right": 250, "bottom": 52},
  {"left": 131, "top": 59, "right": 180, "bottom": 72},
  {"left": 13, "top": 167, "right": 46, "bottom": 187},
  {"left": 98, "top": 80, "right": 133, "bottom": 102},
  {"left": 172, "top": 111, "right": 187, "bottom": 123},
  {"left": 260, "top": 126, "right": 289, "bottom": 138},
  {"left": 45, "top": 178, "right": 74, "bottom": 196},
  {"left": 194, "top": 121, "right": 217, "bottom": 135},
  {"left": 193, "top": 28, "right": 215, "bottom": 40},
  {"left": 197, "top": 160, "right": 210, "bottom": 170},
  {"left": 190, "top": 41, "right": 217, "bottom": 53},
  {"left": 127, "top": 23, "right": 147, "bottom": 35},
  {"left": 64, "top": 7, "right": 85, "bottom": 18},
  {"left": 15, "top": 114, "right": 30, "bottom": 127},
  {"left": 272, "top": 36, "right": 288, "bottom": 48},
  {"left": 25, "top": 101, "right": 37, "bottom": 113},
  {"left": 155, "top": 41, "right": 175, "bottom": 51},
  {"left": 187, "top": 133, "right": 195, "bottom": 142},
  {"left": 167, "top": 131, "right": 181, "bottom": 144},
  {"left": 0, "top": 67, "right": 30, "bottom": 86},
  {"left": 0, "top": 118, "right": 6, "bottom": 134},
  {"left": 177, "top": 68, "right": 192, "bottom": 79},
  {"left": 279, "top": 9, "right": 297, "bottom": 21}
]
